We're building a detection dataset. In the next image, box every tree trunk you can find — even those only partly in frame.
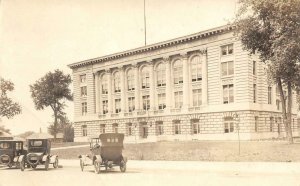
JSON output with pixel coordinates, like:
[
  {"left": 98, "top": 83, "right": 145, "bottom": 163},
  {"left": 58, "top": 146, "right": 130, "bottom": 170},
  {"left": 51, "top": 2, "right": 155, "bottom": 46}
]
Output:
[
  {"left": 277, "top": 78, "right": 293, "bottom": 144},
  {"left": 53, "top": 109, "right": 58, "bottom": 139}
]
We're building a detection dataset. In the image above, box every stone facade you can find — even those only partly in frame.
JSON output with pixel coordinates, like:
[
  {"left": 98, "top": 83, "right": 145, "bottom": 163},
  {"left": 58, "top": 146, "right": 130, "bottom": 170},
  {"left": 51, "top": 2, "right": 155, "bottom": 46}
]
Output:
[{"left": 68, "top": 25, "right": 299, "bottom": 142}]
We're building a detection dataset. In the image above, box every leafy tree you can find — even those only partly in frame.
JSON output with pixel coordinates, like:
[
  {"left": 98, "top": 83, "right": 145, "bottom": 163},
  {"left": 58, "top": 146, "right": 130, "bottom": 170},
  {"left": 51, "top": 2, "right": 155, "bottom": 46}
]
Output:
[
  {"left": 17, "top": 131, "right": 35, "bottom": 139},
  {"left": 48, "top": 115, "right": 74, "bottom": 142},
  {"left": 0, "top": 78, "right": 22, "bottom": 119},
  {"left": 235, "top": 0, "right": 300, "bottom": 143},
  {"left": 0, "top": 125, "right": 11, "bottom": 134},
  {"left": 30, "top": 69, "right": 72, "bottom": 139}
]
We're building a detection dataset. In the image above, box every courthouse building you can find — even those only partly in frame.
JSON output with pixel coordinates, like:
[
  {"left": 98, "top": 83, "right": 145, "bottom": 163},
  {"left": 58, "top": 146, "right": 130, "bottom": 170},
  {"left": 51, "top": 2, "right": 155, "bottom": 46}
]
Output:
[{"left": 68, "top": 25, "right": 299, "bottom": 142}]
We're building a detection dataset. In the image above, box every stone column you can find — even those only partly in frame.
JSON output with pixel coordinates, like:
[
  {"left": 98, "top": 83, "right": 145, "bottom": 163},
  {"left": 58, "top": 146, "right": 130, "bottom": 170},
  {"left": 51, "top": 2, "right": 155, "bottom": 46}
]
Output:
[
  {"left": 95, "top": 72, "right": 100, "bottom": 114},
  {"left": 120, "top": 66, "right": 126, "bottom": 114},
  {"left": 134, "top": 64, "right": 140, "bottom": 112},
  {"left": 201, "top": 51, "right": 208, "bottom": 106},
  {"left": 107, "top": 69, "right": 113, "bottom": 114},
  {"left": 182, "top": 53, "right": 190, "bottom": 111},
  {"left": 164, "top": 57, "right": 171, "bottom": 112},
  {"left": 148, "top": 62, "right": 155, "bottom": 111}
]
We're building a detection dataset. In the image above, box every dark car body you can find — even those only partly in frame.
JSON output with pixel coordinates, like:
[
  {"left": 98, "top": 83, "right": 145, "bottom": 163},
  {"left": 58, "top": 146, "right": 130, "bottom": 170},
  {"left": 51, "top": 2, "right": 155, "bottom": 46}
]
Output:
[
  {"left": 20, "top": 137, "right": 58, "bottom": 171},
  {"left": 79, "top": 133, "right": 127, "bottom": 174},
  {"left": 0, "top": 140, "right": 26, "bottom": 168}
]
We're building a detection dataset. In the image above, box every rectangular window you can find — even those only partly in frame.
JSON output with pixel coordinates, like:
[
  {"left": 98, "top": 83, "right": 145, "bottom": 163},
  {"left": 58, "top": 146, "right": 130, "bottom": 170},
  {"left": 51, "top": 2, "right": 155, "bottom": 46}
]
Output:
[
  {"left": 81, "top": 86, "right": 87, "bottom": 97},
  {"left": 191, "top": 119, "right": 200, "bottom": 134},
  {"left": 270, "top": 117, "right": 274, "bottom": 132},
  {"left": 82, "top": 125, "right": 87, "bottom": 136},
  {"left": 102, "top": 82, "right": 108, "bottom": 94},
  {"left": 224, "top": 117, "right": 234, "bottom": 133},
  {"left": 192, "top": 89, "right": 202, "bottom": 107},
  {"left": 255, "top": 116, "right": 258, "bottom": 132},
  {"left": 174, "top": 91, "right": 183, "bottom": 108},
  {"left": 127, "top": 123, "right": 133, "bottom": 136},
  {"left": 158, "top": 93, "right": 166, "bottom": 110},
  {"left": 102, "top": 100, "right": 108, "bottom": 114},
  {"left": 100, "top": 124, "right": 105, "bottom": 134},
  {"left": 221, "top": 61, "right": 234, "bottom": 76},
  {"left": 173, "top": 120, "right": 181, "bottom": 135},
  {"left": 156, "top": 122, "right": 164, "bottom": 135},
  {"left": 221, "top": 44, "right": 234, "bottom": 56},
  {"left": 80, "top": 74, "right": 86, "bottom": 83},
  {"left": 115, "top": 99, "right": 121, "bottom": 113},
  {"left": 128, "top": 97, "right": 135, "bottom": 112},
  {"left": 81, "top": 102, "right": 87, "bottom": 115},
  {"left": 276, "top": 99, "right": 280, "bottom": 110},
  {"left": 142, "top": 72, "right": 150, "bottom": 89},
  {"left": 253, "top": 61, "right": 256, "bottom": 75},
  {"left": 223, "top": 84, "right": 234, "bottom": 104},
  {"left": 142, "top": 95, "right": 150, "bottom": 111},
  {"left": 268, "top": 86, "right": 272, "bottom": 104},
  {"left": 253, "top": 84, "right": 257, "bottom": 103},
  {"left": 112, "top": 124, "right": 118, "bottom": 133}
]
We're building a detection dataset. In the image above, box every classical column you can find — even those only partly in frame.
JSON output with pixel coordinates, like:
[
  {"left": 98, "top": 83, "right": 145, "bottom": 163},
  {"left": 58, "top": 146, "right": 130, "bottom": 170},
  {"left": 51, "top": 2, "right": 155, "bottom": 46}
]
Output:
[
  {"left": 134, "top": 64, "right": 140, "bottom": 112},
  {"left": 95, "top": 72, "right": 100, "bottom": 114},
  {"left": 182, "top": 53, "right": 190, "bottom": 111},
  {"left": 120, "top": 66, "right": 126, "bottom": 114},
  {"left": 164, "top": 57, "right": 171, "bottom": 112},
  {"left": 148, "top": 62, "right": 155, "bottom": 111},
  {"left": 201, "top": 51, "right": 208, "bottom": 106},
  {"left": 107, "top": 69, "right": 113, "bottom": 114}
]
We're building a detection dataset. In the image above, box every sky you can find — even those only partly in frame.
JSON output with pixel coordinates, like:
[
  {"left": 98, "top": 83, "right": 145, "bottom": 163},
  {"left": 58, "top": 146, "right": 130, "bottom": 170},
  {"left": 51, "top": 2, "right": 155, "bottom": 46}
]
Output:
[{"left": 0, "top": 0, "right": 236, "bottom": 135}]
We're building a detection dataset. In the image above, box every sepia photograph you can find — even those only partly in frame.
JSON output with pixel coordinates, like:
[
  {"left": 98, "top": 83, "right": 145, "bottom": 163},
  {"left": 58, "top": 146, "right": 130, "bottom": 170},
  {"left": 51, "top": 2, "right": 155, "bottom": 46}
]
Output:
[{"left": 1, "top": 0, "right": 300, "bottom": 185}]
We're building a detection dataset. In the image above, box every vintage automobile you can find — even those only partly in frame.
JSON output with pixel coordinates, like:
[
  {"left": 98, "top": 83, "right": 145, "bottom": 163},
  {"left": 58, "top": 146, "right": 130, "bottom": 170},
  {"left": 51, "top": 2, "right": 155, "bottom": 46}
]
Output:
[
  {"left": 79, "top": 133, "right": 127, "bottom": 174},
  {"left": 0, "top": 139, "right": 26, "bottom": 168},
  {"left": 19, "top": 134, "right": 59, "bottom": 171}
]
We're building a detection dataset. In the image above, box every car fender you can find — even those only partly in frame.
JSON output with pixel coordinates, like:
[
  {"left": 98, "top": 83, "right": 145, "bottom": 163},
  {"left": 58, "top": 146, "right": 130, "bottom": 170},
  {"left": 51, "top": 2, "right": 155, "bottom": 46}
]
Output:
[
  {"left": 18, "top": 155, "right": 25, "bottom": 163},
  {"left": 42, "top": 155, "right": 49, "bottom": 162},
  {"left": 94, "top": 155, "right": 102, "bottom": 163},
  {"left": 50, "top": 155, "right": 58, "bottom": 164}
]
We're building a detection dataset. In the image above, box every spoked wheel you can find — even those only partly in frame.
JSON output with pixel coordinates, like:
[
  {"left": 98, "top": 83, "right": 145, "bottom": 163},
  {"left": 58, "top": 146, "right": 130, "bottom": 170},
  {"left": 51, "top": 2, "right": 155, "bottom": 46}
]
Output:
[
  {"left": 53, "top": 158, "right": 59, "bottom": 169},
  {"left": 80, "top": 159, "right": 84, "bottom": 171},
  {"left": 20, "top": 160, "right": 25, "bottom": 171},
  {"left": 7, "top": 163, "right": 12, "bottom": 168},
  {"left": 31, "top": 164, "right": 37, "bottom": 169},
  {"left": 120, "top": 160, "right": 126, "bottom": 172},
  {"left": 94, "top": 161, "right": 101, "bottom": 174},
  {"left": 45, "top": 159, "right": 49, "bottom": 171}
]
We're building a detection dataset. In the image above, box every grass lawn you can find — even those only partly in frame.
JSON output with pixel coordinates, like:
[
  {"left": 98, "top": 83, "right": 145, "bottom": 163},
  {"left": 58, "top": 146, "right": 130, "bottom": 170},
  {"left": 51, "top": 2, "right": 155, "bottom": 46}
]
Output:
[
  {"left": 51, "top": 142, "right": 89, "bottom": 148},
  {"left": 51, "top": 140, "right": 300, "bottom": 162}
]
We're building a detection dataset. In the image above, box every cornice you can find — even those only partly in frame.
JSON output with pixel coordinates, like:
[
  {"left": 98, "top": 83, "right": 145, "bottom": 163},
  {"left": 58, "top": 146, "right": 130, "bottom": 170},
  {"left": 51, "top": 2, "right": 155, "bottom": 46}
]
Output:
[{"left": 68, "top": 24, "right": 235, "bottom": 69}]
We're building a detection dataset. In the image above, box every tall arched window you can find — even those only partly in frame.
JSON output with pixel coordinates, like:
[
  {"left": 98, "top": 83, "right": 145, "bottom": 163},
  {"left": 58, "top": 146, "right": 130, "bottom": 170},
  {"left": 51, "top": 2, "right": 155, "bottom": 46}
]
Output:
[
  {"left": 141, "top": 67, "right": 150, "bottom": 89},
  {"left": 113, "top": 72, "right": 121, "bottom": 93},
  {"left": 127, "top": 69, "right": 135, "bottom": 91},
  {"left": 173, "top": 60, "right": 183, "bottom": 84},
  {"left": 190, "top": 55, "right": 202, "bottom": 82},
  {"left": 101, "top": 74, "right": 108, "bottom": 94},
  {"left": 156, "top": 63, "right": 166, "bottom": 87}
]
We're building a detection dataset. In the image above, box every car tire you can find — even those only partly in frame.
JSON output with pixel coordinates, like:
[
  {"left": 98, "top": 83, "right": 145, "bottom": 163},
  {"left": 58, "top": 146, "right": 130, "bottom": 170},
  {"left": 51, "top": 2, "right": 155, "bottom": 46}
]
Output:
[
  {"left": 94, "top": 161, "right": 101, "bottom": 174},
  {"left": 53, "top": 157, "right": 59, "bottom": 169},
  {"left": 45, "top": 158, "right": 49, "bottom": 171},
  {"left": 80, "top": 159, "right": 84, "bottom": 171},
  {"left": 20, "top": 160, "right": 25, "bottom": 171},
  {"left": 120, "top": 160, "right": 126, "bottom": 172}
]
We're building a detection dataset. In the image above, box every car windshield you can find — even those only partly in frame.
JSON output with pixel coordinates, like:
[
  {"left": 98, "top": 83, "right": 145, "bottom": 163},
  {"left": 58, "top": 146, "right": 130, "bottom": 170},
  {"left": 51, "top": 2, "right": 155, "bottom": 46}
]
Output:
[
  {"left": 30, "top": 140, "right": 43, "bottom": 147},
  {"left": 0, "top": 142, "right": 11, "bottom": 149}
]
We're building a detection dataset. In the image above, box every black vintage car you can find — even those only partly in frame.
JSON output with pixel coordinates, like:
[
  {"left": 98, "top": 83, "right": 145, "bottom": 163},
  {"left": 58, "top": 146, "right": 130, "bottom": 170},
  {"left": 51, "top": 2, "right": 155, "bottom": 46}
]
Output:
[
  {"left": 0, "top": 139, "right": 26, "bottom": 168},
  {"left": 79, "top": 133, "right": 127, "bottom": 174},
  {"left": 19, "top": 134, "right": 58, "bottom": 171}
]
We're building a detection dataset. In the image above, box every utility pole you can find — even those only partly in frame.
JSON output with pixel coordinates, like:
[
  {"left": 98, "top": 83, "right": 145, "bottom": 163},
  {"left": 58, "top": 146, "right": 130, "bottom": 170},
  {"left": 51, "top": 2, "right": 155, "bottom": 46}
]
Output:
[{"left": 144, "top": 0, "right": 147, "bottom": 46}]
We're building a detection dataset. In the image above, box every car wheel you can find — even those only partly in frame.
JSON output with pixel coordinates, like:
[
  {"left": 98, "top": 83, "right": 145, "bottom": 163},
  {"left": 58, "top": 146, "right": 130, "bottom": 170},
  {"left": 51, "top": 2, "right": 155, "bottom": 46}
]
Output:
[
  {"left": 120, "top": 160, "right": 126, "bottom": 172},
  {"left": 31, "top": 164, "right": 37, "bottom": 169},
  {"left": 94, "top": 161, "right": 101, "bottom": 174},
  {"left": 53, "top": 158, "right": 59, "bottom": 169},
  {"left": 20, "top": 160, "right": 25, "bottom": 171},
  {"left": 45, "top": 159, "right": 49, "bottom": 171},
  {"left": 80, "top": 159, "right": 84, "bottom": 171},
  {"left": 7, "top": 163, "right": 12, "bottom": 168}
]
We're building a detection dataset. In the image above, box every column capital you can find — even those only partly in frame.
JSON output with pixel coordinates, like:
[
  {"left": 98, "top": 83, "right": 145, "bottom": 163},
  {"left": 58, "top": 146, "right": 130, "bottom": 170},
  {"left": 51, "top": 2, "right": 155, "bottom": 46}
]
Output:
[
  {"left": 105, "top": 68, "right": 112, "bottom": 74},
  {"left": 146, "top": 60, "right": 154, "bottom": 67},
  {"left": 117, "top": 65, "right": 125, "bottom": 71},
  {"left": 162, "top": 56, "right": 170, "bottom": 63},
  {"left": 180, "top": 52, "right": 188, "bottom": 59}
]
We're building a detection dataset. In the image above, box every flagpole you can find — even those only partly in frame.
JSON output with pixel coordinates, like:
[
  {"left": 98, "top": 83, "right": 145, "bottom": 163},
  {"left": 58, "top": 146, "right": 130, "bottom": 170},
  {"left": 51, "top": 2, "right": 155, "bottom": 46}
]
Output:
[{"left": 144, "top": 0, "right": 147, "bottom": 46}]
